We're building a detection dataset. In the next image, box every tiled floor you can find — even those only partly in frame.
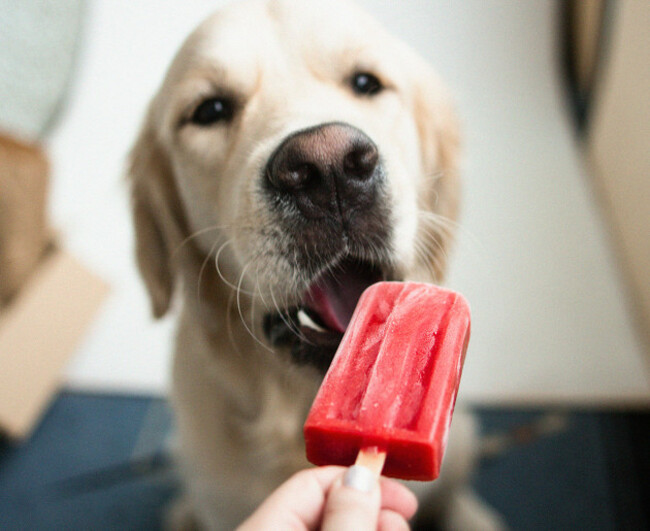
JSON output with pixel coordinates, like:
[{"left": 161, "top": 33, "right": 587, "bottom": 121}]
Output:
[{"left": 1, "top": 392, "right": 648, "bottom": 530}]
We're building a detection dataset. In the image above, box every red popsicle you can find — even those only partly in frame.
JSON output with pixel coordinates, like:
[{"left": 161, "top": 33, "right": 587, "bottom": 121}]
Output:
[{"left": 303, "top": 282, "right": 470, "bottom": 481}]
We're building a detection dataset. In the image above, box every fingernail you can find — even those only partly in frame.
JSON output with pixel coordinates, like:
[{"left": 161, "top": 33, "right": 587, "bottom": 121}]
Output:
[{"left": 342, "top": 465, "right": 376, "bottom": 493}]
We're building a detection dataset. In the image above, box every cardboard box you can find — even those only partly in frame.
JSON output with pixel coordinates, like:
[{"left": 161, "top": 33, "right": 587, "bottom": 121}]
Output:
[
  {"left": 0, "top": 248, "right": 109, "bottom": 439},
  {"left": 0, "top": 134, "right": 50, "bottom": 305}
]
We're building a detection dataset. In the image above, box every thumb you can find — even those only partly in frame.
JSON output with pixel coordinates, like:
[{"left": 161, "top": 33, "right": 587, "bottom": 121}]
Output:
[{"left": 321, "top": 465, "right": 381, "bottom": 531}]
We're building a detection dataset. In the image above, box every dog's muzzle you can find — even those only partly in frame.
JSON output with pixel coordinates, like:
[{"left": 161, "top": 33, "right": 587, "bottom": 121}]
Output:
[{"left": 261, "top": 122, "right": 395, "bottom": 374}]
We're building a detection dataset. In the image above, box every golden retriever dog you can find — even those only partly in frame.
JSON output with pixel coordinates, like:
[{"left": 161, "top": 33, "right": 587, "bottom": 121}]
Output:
[{"left": 129, "top": 0, "right": 504, "bottom": 528}]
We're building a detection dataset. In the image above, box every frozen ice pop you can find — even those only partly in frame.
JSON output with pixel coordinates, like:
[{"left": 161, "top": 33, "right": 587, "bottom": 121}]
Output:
[{"left": 303, "top": 281, "right": 470, "bottom": 481}]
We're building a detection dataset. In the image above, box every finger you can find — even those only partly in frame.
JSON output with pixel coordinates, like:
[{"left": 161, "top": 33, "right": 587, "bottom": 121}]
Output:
[
  {"left": 237, "top": 466, "right": 344, "bottom": 530},
  {"left": 379, "top": 478, "right": 418, "bottom": 520},
  {"left": 378, "top": 509, "right": 411, "bottom": 531},
  {"left": 321, "top": 465, "right": 381, "bottom": 531}
]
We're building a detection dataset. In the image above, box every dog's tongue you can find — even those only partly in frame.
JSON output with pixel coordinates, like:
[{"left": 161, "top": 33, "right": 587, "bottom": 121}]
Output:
[{"left": 303, "top": 261, "right": 382, "bottom": 334}]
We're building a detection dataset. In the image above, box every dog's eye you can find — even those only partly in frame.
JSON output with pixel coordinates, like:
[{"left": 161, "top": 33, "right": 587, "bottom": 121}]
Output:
[
  {"left": 190, "top": 97, "right": 235, "bottom": 126},
  {"left": 350, "top": 72, "right": 383, "bottom": 96}
]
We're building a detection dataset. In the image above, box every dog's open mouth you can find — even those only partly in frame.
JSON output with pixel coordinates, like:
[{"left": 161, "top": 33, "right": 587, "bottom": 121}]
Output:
[
  {"left": 263, "top": 257, "right": 389, "bottom": 373},
  {"left": 302, "top": 258, "right": 384, "bottom": 333}
]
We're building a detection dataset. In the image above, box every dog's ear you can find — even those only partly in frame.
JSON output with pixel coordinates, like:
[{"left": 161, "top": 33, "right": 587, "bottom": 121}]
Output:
[
  {"left": 128, "top": 106, "right": 187, "bottom": 318},
  {"left": 411, "top": 61, "right": 462, "bottom": 281}
]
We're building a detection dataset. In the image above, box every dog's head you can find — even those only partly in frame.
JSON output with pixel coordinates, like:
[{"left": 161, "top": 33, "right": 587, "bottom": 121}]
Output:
[{"left": 129, "top": 0, "right": 460, "bottom": 373}]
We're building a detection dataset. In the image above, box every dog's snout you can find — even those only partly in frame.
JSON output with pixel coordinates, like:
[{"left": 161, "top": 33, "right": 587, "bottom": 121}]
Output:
[{"left": 265, "top": 123, "right": 381, "bottom": 218}]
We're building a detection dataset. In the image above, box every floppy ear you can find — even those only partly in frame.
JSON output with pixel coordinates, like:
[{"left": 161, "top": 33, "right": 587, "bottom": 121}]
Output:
[
  {"left": 412, "top": 63, "right": 462, "bottom": 282},
  {"left": 128, "top": 107, "right": 188, "bottom": 318}
]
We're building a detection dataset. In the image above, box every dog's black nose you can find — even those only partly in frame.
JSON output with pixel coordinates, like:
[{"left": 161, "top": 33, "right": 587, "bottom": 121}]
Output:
[{"left": 265, "top": 123, "right": 381, "bottom": 219}]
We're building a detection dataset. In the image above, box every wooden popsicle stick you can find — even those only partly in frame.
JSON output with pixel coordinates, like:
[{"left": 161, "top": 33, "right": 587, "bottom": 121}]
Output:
[{"left": 355, "top": 446, "right": 387, "bottom": 477}]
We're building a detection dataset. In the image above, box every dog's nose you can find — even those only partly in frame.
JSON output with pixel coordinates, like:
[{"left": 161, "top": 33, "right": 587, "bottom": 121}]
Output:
[{"left": 265, "top": 123, "right": 381, "bottom": 218}]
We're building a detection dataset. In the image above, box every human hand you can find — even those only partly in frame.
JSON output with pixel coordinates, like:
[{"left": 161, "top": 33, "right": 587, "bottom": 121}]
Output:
[{"left": 237, "top": 465, "right": 418, "bottom": 530}]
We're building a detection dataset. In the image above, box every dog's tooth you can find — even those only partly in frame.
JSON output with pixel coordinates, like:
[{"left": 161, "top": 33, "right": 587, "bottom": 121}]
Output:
[{"left": 297, "top": 309, "right": 326, "bottom": 333}]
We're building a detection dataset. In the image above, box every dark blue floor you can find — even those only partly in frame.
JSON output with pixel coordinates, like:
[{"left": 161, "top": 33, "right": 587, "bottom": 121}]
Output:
[
  {"left": 476, "top": 411, "right": 614, "bottom": 530},
  {"left": 0, "top": 393, "right": 176, "bottom": 530},
  {"left": 1, "top": 392, "right": 648, "bottom": 530}
]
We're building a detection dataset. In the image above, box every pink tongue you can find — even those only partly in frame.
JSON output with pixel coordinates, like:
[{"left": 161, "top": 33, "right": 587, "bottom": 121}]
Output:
[{"left": 304, "top": 264, "right": 380, "bottom": 333}]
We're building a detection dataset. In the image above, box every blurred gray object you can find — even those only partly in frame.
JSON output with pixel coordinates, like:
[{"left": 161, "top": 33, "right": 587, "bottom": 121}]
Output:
[{"left": 0, "top": 0, "right": 85, "bottom": 140}]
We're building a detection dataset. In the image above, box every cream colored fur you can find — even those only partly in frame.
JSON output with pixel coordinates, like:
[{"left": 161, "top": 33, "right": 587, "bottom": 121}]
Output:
[{"left": 128, "top": 1, "right": 504, "bottom": 529}]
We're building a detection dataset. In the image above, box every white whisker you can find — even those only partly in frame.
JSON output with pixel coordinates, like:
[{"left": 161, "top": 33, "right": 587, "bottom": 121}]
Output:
[
  {"left": 418, "top": 210, "right": 483, "bottom": 250},
  {"left": 225, "top": 287, "right": 242, "bottom": 358},
  {"left": 214, "top": 238, "right": 257, "bottom": 296},
  {"left": 270, "top": 284, "right": 313, "bottom": 345},
  {"left": 236, "top": 261, "right": 274, "bottom": 353},
  {"left": 173, "top": 224, "right": 222, "bottom": 258},
  {"left": 196, "top": 237, "right": 222, "bottom": 305},
  {"left": 255, "top": 264, "right": 271, "bottom": 312}
]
